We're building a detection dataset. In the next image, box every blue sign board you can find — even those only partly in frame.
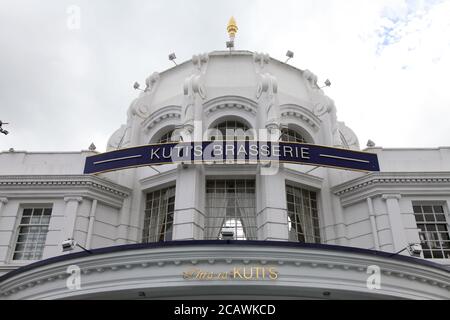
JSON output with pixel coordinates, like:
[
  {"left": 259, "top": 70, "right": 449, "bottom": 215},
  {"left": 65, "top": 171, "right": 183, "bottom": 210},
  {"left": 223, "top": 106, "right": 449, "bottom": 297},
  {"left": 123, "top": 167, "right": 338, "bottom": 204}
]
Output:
[{"left": 83, "top": 141, "right": 380, "bottom": 174}]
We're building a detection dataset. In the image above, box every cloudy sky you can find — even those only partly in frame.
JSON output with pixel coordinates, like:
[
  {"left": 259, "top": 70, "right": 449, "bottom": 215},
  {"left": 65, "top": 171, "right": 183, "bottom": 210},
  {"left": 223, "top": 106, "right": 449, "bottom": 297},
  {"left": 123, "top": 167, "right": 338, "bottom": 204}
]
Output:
[{"left": 0, "top": 0, "right": 449, "bottom": 152}]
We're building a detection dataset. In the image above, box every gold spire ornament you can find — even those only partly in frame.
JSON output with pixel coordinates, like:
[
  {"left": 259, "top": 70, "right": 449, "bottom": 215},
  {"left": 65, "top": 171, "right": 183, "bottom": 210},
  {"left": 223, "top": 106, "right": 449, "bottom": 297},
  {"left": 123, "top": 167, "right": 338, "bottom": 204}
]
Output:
[{"left": 227, "top": 16, "right": 238, "bottom": 40}]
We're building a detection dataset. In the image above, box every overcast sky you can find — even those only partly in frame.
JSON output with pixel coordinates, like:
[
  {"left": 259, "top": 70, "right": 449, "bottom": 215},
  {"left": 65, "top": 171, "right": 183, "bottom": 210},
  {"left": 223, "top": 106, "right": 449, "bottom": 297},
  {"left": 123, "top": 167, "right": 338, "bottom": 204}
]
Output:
[{"left": 0, "top": 0, "right": 449, "bottom": 152}]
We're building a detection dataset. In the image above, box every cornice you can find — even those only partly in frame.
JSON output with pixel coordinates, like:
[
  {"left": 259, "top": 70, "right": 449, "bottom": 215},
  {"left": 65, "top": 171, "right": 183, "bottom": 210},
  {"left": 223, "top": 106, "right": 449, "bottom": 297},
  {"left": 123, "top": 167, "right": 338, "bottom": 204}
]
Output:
[
  {"left": 139, "top": 169, "right": 178, "bottom": 190},
  {"left": 142, "top": 105, "right": 182, "bottom": 131},
  {"left": 333, "top": 172, "right": 450, "bottom": 197},
  {"left": 0, "top": 243, "right": 448, "bottom": 299},
  {"left": 279, "top": 104, "right": 321, "bottom": 131},
  {"left": 204, "top": 96, "right": 258, "bottom": 116},
  {"left": 284, "top": 167, "right": 324, "bottom": 189},
  {"left": 64, "top": 196, "right": 83, "bottom": 203},
  {"left": 0, "top": 175, "right": 131, "bottom": 200}
]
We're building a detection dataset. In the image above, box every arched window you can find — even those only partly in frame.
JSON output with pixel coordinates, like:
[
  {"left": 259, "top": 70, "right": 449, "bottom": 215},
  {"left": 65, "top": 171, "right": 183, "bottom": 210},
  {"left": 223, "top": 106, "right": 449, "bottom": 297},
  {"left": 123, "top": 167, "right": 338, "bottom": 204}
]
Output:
[
  {"left": 157, "top": 130, "right": 175, "bottom": 143},
  {"left": 286, "top": 184, "right": 320, "bottom": 243},
  {"left": 208, "top": 119, "right": 254, "bottom": 141},
  {"left": 280, "top": 128, "right": 307, "bottom": 143}
]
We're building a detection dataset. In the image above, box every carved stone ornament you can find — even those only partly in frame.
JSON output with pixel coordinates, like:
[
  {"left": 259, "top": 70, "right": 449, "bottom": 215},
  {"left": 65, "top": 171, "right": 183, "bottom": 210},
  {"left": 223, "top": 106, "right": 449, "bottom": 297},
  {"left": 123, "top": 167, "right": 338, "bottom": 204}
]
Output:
[
  {"left": 312, "top": 95, "right": 335, "bottom": 117},
  {"left": 192, "top": 53, "right": 209, "bottom": 71},
  {"left": 253, "top": 52, "right": 270, "bottom": 70},
  {"left": 302, "top": 69, "right": 318, "bottom": 88},
  {"left": 183, "top": 74, "right": 206, "bottom": 100},
  {"left": 145, "top": 72, "right": 160, "bottom": 92},
  {"left": 256, "top": 73, "right": 277, "bottom": 99}
]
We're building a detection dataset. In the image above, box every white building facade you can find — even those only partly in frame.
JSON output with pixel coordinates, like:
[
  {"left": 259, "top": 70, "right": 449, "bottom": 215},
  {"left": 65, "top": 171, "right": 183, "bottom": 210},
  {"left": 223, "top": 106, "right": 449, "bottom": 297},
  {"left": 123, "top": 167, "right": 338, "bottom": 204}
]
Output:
[{"left": 0, "top": 50, "right": 449, "bottom": 300}]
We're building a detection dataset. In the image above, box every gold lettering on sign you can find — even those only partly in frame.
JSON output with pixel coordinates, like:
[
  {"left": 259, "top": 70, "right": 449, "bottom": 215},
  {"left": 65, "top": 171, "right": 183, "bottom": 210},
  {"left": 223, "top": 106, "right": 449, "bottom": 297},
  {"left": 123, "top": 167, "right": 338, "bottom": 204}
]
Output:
[{"left": 182, "top": 266, "right": 279, "bottom": 281}]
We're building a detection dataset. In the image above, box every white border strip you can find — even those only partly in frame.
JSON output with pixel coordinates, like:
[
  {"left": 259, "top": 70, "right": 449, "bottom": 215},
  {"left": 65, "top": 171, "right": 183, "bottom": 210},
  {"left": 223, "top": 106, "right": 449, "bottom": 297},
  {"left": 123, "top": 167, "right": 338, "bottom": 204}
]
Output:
[
  {"left": 94, "top": 155, "right": 143, "bottom": 165},
  {"left": 319, "top": 154, "right": 370, "bottom": 164}
]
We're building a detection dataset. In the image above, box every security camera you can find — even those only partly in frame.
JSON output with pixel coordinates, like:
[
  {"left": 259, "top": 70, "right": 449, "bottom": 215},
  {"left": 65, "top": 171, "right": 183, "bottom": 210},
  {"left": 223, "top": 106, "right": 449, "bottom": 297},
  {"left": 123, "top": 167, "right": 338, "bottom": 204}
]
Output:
[
  {"left": 62, "top": 238, "right": 76, "bottom": 252},
  {"left": 407, "top": 243, "right": 422, "bottom": 257}
]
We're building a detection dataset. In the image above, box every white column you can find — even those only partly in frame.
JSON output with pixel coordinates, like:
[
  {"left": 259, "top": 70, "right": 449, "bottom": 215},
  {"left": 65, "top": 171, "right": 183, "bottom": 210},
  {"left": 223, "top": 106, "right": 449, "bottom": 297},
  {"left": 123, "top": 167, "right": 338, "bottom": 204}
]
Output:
[
  {"left": 0, "top": 198, "right": 9, "bottom": 262},
  {"left": 85, "top": 199, "right": 97, "bottom": 249},
  {"left": 116, "top": 196, "right": 132, "bottom": 244},
  {"left": 256, "top": 168, "right": 289, "bottom": 241},
  {"left": 367, "top": 197, "right": 380, "bottom": 250},
  {"left": 62, "top": 196, "right": 83, "bottom": 241},
  {"left": 0, "top": 197, "right": 7, "bottom": 216},
  {"left": 172, "top": 165, "right": 205, "bottom": 240},
  {"left": 382, "top": 194, "right": 408, "bottom": 252}
]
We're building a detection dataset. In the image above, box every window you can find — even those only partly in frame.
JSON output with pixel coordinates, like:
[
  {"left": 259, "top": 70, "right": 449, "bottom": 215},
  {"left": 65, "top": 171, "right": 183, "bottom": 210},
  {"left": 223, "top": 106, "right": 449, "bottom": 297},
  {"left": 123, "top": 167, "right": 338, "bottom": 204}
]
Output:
[
  {"left": 413, "top": 204, "right": 450, "bottom": 259},
  {"left": 157, "top": 129, "right": 178, "bottom": 143},
  {"left": 13, "top": 207, "right": 52, "bottom": 260},
  {"left": 142, "top": 186, "right": 176, "bottom": 242},
  {"left": 205, "top": 179, "right": 256, "bottom": 240},
  {"left": 208, "top": 120, "right": 254, "bottom": 141},
  {"left": 280, "top": 128, "right": 307, "bottom": 143},
  {"left": 286, "top": 185, "right": 320, "bottom": 243}
]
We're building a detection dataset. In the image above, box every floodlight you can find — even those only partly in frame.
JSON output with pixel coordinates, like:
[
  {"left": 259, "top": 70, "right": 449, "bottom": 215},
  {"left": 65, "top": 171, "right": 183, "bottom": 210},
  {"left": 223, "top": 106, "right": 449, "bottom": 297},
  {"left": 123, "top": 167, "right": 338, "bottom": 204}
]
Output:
[
  {"left": 169, "top": 53, "right": 177, "bottom": 65},
  {"left": 319, "top": 79, "right": 332, "bottom": 88},
  {"left": 285, "top": 50, "right": 294, "bottom": 63},
  {"left": 0, "top": 121, "right": 9, "bottom": 135}
]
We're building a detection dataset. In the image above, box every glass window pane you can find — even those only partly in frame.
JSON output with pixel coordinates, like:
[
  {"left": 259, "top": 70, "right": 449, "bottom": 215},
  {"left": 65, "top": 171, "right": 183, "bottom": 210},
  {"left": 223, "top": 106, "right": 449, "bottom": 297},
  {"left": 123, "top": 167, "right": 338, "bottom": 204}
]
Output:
[
  {"left": 205, "top": 180, "right": 256, "bottom": 240},
  {"left": 41, "top": 216, "right": 51, "bottom": 225},
  {"left": 21, "top": 216, "right": 30, "bottom": 224},
  {"left": 433, "top": 206, "right": 444, "bottom": 213},
  {"left": 413, "top": 202, "right": 450, "bottom": 260},
  {"left": 422, "top": 206, "right": 433, "bottom": 213},
  {"left": 13, "top": 206, "right": 52, "bottom": 261},
  {"left": 142, "top": 186, "right": 176, "bottom": 243},
  {"left": 286, "top": 184, "right": 320, "bottom": 244},
  {"left": 30, "top": 216, "right": 40, "bottom": 224},
  {"left": 209, "top": 121, "right": 251, "bottom": 141},
  {"left": 412, "top": 205, "right": 422, "bottom": 213}
]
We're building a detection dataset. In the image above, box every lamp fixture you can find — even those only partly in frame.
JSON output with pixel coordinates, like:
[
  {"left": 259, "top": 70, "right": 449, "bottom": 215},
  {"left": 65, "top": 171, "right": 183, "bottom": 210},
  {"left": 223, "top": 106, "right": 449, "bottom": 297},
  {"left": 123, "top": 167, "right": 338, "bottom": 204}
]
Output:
[
  {"left": 169, "top": 53, "right": 177, "bottom": 65},
  {"left": 0, "top": 120, "right": 9, "bottom": 135},
  {"left": 285, "top": 50, "right": 294, "bottom": 63}
]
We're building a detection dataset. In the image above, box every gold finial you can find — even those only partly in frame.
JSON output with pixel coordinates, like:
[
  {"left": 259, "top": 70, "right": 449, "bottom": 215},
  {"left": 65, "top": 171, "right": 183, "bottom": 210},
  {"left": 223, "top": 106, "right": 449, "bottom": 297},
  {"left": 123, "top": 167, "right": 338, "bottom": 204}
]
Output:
[{"left": 227, "top": 16, "right": 238, "bottom": 39}]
